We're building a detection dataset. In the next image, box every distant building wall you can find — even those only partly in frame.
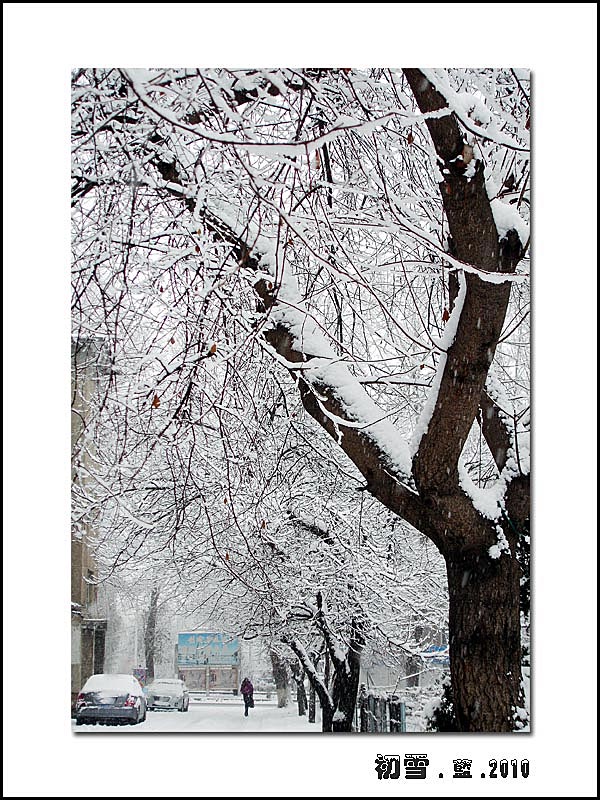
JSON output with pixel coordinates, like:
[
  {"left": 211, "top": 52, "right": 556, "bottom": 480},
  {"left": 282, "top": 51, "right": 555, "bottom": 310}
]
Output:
[
  {"left": 71, "top": 337, "right": 110, "bottom": 708},
  {"left": 178, "top": 666, "right": 239, "bottom": 692},
  {"left": 360, "top": 624, "right": 448, "bottom": 692}
]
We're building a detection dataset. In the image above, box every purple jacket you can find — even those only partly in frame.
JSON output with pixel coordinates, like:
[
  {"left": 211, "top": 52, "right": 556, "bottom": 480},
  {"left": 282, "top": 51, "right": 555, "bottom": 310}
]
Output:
[{"left": 240, "top": 679, "right": 254, "bottom": 696}]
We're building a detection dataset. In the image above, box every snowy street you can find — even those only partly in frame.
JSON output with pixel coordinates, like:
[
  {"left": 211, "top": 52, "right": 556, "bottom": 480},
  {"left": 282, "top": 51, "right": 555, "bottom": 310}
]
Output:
[{"left": 73, "top": 699, "right": 320, "bottom": 733}]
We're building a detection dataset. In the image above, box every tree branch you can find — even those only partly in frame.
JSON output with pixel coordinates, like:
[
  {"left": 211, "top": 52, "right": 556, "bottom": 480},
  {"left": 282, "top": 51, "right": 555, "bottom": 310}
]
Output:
[
  {"left": 404, "top": 69, "right": 522, "bottom": 501},
  {"left": 314, "top": 591, "right": 345, "bottom": 671},
  {"left": 480, "top": 390, "right": 512, "bottom": 473},
  {"left": 289, "top": 513, "right": 335, "bottom": 545},
  {"left": 283, "top": 634, "right": 332, "bottom": 712},
  {"left": 180, "top": 200, "right": 436, "bottom": 539}
]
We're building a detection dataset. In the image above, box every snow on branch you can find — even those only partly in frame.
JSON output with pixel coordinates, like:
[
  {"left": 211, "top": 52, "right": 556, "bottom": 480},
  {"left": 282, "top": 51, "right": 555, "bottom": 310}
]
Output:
[
  {"left": 420, "top": 69, "right": 530, "bottom": 153},
  {"left": 315, "top": 592, "right": 347, "bottom": 671},
  {"left": 491, "top": 199, "right": 530, "bottom": 250},
  {"left": 485, "top": 371, "right": 530, "bottom": 479},
  {"left": 121, "top": 69, "right": 461, "bottom": 158},
  {"left": 283, "top": 633, "right": 333, "bottom": 711},
  {"left": 200, "top": 201, "right": 414, "bottom": 482},
  {"left": 410, "top": 271, "right": 467, "bottom": 457},
  {"left": 458, "top": 373, "right": 529, "bottom": 530}
]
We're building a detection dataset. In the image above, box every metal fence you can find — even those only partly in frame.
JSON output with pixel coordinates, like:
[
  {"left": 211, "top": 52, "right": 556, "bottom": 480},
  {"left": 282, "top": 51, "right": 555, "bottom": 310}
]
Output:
[{"left": 356, "top": 687, "right": 407, "bottom": 732}]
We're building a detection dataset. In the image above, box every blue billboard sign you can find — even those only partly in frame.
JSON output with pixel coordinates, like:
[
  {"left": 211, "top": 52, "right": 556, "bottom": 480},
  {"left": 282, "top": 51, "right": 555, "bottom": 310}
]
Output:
[
  {"left": 177, "top": 632, "right": 240, "bottom": 667},
  {"left": 421, "top": 645, "right": 450, "bottom": 666}
]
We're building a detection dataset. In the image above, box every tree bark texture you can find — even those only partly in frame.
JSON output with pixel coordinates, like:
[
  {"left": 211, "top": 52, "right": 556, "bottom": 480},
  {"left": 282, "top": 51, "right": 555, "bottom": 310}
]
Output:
[
  {"left": 330, "top": 647, "right": 362, "bottom": 732},
  {"left": 290, "top": 660, "right": 307, "bottom": 716},
  {"left": 445, "top": 539, "right": 523, "bottom": 731},
  {"left": 308, "top": 681, "right": 316, "bottom": 723},
  {"left": 295, "top": 680, "right": 308, "bottom": 716},
  {"left": 144, "top": 587, "right": 159, "bottom": 683},
  {"left": 308, "top": 651, "right": 318, "bottom": 723},
  {"left": 270, "top": 650, "right": 289, "bottom": 708},
  {"left": 322, "top": 611, "right": 364, "bottom": 732}
]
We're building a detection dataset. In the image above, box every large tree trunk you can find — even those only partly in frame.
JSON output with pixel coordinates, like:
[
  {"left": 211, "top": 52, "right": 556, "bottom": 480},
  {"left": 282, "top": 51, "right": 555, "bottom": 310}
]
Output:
[
  {"left": 270, "top": 651, "right": 289, "bottom": 708},
  {"left": 330, "top": 652, "right": 361, "bottom": 732},
  {"left": 445, "top": 545, "right": 523, "bottom": 731},
  {"left": 295, "top": 678, "right": 307, "bottom": 716},
  {"left": 308, "top": 651, "right": 318, "bottom": 724},
  {"left": 321, "top": 705, "right": 334, "bottom": 733},
  {"left": 284, "top": 611, "right": 364, "bottom": 733},
  {"left": 144, "top": 587, "right": 159, "bottom": 683},
  {"left": 328, "top": 613, "right": 364, "bottom": 733},
  {"left": 290, "top": 660, "right": 307, "bottom": 716},
  {"left": 308, "top": 681, "right": 316, "bottom": 723}
]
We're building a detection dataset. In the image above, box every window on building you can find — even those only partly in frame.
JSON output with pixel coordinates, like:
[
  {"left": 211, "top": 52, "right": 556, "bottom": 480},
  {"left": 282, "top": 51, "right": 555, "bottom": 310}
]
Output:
[{"left": 86, "top": 569, "right": 96, "bottom": 605}]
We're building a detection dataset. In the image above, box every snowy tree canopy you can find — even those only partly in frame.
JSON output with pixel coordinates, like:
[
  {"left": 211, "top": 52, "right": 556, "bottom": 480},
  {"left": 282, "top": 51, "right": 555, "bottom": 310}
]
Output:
[{"left": 72, "top": 67, "right": 530, "bottom": 732}]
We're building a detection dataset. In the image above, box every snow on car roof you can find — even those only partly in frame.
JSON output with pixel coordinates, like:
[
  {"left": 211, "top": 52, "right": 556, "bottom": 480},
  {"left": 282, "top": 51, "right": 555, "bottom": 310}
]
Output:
[
  {"left": 147, "top": 681, "right": 184, "bottom": 691},
  {"left": 82, "top": 673, "right": 143, "bottom": 694}
]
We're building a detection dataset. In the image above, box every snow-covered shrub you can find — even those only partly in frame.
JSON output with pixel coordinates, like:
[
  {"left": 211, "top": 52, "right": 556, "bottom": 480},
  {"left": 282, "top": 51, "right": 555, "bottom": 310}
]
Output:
[{"left": 424, "top": 676, "right": 458, "bottom": 732}]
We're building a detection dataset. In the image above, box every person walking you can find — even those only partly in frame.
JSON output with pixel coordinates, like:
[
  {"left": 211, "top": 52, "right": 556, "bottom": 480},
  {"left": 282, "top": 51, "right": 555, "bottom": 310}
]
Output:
[{"left": 240, "top": 677, "right": 254, "bottom": 717}]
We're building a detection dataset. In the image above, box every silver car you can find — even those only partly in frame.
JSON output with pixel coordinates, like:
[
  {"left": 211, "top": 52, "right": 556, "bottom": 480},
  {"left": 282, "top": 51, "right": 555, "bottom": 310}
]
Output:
[
  {"left": 146, "top": 678, "right": 190, "bottom": 712},
  {"left": 75, "top": 673, "right": 147, "bottom": 726}
]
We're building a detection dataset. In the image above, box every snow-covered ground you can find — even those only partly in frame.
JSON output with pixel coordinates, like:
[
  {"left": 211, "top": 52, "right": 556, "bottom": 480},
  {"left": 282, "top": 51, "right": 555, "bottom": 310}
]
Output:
[{"left": 73, "top": 700, "right": 321, "bottom": 733}]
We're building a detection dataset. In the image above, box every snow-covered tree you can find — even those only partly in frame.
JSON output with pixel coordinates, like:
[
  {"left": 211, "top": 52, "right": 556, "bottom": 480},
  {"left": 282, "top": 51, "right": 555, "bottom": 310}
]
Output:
[{"left": 72, "top": 67, "right": 530, "bottom": 731}]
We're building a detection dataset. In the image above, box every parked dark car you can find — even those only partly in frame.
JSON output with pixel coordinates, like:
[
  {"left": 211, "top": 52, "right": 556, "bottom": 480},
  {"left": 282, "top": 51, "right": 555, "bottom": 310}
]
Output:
[
  {"left": 146, "top": 678, "right": 190, "bottom": 712},
  {"left": 75, "top": 673, "right": 147, "bottom": 726}
]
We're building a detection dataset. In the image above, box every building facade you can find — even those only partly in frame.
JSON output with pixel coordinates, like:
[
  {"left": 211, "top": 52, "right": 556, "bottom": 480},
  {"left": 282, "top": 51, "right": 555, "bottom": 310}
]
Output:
[{"left": 71, "top": 337, "right": 110, "bottom": 707}]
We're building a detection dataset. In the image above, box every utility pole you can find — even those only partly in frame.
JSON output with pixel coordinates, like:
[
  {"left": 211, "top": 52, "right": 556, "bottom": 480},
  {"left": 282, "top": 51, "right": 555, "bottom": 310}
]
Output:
[{"left": 133, "top": 614, "right": 138, "bottom": 666}]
